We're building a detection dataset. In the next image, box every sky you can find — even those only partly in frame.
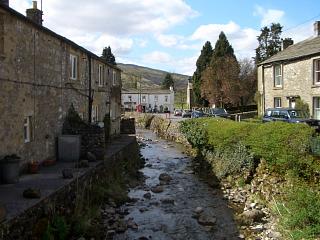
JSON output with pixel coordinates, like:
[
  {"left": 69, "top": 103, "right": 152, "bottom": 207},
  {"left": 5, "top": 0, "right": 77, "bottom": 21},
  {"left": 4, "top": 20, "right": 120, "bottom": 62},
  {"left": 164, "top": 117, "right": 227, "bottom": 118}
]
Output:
[{"left": 9, "top": 0, "right": 320, "bottom": 75}]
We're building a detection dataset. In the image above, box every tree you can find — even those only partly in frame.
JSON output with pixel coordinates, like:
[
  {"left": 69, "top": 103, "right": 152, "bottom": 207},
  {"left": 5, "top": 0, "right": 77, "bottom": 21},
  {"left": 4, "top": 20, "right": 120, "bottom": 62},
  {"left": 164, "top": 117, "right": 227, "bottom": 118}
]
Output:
[
  {"left": 192, "top": 41, "right": 213, "bottom": 106},
  {"left": 239, "top": 58, "right": 257, "bottom": 105},
  {"left": 201, "top": 32, "right": 241, "bottom": 107},
  {"left": 101, "top": 46, "right": 116, "bottom": 65},
  {"left": 161, "top": 73, "right": 174, "bottom": 89},
  {"left": 255, "top": 23, "right": 283, "bottom": 63}
]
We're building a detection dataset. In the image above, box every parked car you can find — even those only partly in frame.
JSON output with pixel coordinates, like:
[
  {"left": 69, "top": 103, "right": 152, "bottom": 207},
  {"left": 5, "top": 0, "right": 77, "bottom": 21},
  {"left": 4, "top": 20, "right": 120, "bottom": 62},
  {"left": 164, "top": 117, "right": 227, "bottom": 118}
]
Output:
[
  {"left": 182, "top": 110, "right": 192, "bottom": 118},
  {"left": 262, "top": 108, "right": 320, "bottom": 130},
  {"left": 191, "top": 110, "right": 206, "bottom": 118},
  {"left": 209, "top": 108, "right": 231, "bottom": 119},
  {"left": 174, "top": 109, "right": 182, "bottom": 116}
]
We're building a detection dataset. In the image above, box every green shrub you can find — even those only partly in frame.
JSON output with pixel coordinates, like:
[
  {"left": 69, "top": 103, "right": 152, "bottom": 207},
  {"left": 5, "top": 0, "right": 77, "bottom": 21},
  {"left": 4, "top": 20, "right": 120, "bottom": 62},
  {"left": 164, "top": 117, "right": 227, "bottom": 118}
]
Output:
[
  {"left": 180, "top": 119, "right": 209, "bottom": 149},
  {"left": 245, "top": 122, "right": 314, "bottom": 171},
  {"left": 277, "top": 182, "right": 320, "bottom": 239}
]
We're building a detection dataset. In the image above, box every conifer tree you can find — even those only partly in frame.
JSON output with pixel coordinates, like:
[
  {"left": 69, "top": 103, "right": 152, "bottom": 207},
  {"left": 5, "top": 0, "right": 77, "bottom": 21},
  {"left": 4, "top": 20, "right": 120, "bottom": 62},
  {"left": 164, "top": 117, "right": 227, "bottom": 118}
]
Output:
[
  {"left": 101, "top": 46, "right": 116, "bottom": 65},
  {"left": 161, "top": 73, "right": 174, "bottom": 89},
  {"left": 192, "top": 41, "right": 213, "bottom": 106}
]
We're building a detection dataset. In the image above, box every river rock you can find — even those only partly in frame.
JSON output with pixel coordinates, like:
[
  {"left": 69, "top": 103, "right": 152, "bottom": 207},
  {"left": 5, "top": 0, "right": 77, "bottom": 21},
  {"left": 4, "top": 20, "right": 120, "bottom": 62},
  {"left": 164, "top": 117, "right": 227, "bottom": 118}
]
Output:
[
  {"left": 194, "top": 207, "right": 204, "bottom": 214},
  {"left": 127, "top": 218, "right": 138, "bottom": 230},
  {"left": 197, "top": 214, "right": 217, "bottom": 226},
  {"left": 143, "top": 192, "right": 151, "bottom": 199},
  {"left": 23, "top": 188, "right": 41, "bottom": 198},
  {"left": 151, "top": 185, "right": 164, "bottom": 193},
  {"left": 160, "top": 198, "right": 175, "bottom": 204},
  {"left": 239, "top": 209, "right": 265, "bottom": 225},
  {"left": 159, "top": 173, "right": 172, "bottom": 183}
]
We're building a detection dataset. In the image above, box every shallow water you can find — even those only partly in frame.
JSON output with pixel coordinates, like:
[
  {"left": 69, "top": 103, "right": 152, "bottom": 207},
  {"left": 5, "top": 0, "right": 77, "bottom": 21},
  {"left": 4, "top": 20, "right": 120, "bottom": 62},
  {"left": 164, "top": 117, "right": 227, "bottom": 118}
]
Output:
[{"left": 114, "top": 129, "right": 240, "bottom": 240}]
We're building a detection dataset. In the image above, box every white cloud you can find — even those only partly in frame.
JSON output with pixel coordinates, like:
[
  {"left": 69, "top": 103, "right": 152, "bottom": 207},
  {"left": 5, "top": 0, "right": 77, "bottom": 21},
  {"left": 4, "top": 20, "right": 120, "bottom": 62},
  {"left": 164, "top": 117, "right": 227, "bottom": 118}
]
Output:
[
  {"left": 143, "top": 51, "right": 172, "bottom": 64},
  {"left": 254, "top": 5, "right": 285, "bottom": 26},
  {"left": 156, "top": 34, "right": 182, "bottom": 47}
]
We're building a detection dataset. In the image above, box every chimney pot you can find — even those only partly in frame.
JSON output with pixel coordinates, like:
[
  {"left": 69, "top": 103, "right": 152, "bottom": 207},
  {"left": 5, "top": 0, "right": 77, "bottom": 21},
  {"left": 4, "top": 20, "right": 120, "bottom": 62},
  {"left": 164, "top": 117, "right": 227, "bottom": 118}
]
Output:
[
  {"left": 314, "top": 21, "right": 320, "bottom": 37},
  {"left": 32, "top": 1, "right": 37, "bottom": 9}
]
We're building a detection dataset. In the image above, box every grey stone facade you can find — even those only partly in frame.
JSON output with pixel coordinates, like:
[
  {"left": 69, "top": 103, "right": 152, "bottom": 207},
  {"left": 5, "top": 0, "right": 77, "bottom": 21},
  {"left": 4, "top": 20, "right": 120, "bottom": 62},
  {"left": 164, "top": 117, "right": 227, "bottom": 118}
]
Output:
[{"left": 0, "top": 3, "right": 122, "bottom": 169}]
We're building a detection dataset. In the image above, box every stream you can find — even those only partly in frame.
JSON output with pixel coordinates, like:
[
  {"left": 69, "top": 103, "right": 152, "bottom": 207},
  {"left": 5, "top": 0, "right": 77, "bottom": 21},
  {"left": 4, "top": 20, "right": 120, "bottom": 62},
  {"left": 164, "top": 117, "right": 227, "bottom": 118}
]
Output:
[{"left": 114, "top": 129, "right": 240, "bottom": 240}]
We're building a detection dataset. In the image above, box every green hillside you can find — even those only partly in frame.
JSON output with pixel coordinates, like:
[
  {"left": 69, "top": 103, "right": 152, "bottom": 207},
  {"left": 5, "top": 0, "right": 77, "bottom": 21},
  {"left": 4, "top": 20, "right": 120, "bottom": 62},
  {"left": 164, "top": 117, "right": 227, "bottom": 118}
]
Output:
[{"left": 118, "top": 63, "right": 190, "bottom": 90}]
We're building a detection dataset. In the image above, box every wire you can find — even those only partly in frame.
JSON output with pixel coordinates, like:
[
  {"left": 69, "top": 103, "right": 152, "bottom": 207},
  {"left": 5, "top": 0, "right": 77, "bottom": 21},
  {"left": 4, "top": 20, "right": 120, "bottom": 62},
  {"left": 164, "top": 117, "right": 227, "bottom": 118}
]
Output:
[{"left": 282, "top": 13, "right": 320, "bottom": 33}]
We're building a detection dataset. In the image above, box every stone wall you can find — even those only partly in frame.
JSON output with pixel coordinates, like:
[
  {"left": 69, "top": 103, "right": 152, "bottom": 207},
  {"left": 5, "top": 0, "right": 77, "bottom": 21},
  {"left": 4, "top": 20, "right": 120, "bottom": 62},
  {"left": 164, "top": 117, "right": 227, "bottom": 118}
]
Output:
[
  {"left": 0, "top": 6, "right": 121, "bottom": 169},
  {"left": 0, "top": 136, "right": 140, "bottom": 239},
  {"left": 120, "top": 118, "right": 136, "bottom": 134}
]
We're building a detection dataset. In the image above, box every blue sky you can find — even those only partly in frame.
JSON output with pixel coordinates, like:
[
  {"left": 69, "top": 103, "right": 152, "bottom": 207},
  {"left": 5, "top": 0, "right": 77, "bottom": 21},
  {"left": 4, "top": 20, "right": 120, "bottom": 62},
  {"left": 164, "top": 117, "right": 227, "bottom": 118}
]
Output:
[{"left": 10, "top": 0, "right": 320, "bottom": 75}]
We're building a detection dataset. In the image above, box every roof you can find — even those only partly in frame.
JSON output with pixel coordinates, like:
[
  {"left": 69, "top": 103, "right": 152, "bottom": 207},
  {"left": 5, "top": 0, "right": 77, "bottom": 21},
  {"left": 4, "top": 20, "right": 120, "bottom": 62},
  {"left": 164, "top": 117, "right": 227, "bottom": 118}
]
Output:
[
  {"left": 122, "top": 88, "right": 173, "bottom": 94},
  {"left": 260, "top": 36, "right": 320, "bottom": 65},
  {"left": 0, "top": 3, "right": 121, "bottom": 71}
]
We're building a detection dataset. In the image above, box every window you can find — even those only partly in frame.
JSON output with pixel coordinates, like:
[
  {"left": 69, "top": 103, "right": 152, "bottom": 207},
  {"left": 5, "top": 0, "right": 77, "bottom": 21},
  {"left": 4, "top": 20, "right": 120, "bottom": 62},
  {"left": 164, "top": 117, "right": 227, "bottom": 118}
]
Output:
[
  {"left": 142, "top": 96, "right": 146, "bottom": 102},
  {"left": 313, "top": 97, "right": 320, "bottom": 120},
  {"left": 112, "top": 71, "right": 117, "bottom": 86},
  {"left": 70, "top": 54, "right": 78, "bottom": 80},
  {"left": 154, "top": 95, "right": 158, "bottom": 102},
  {"left": 274, "top": 64, "right": 282, "bottom": 87},
  {"left": 274, "top": 97, "right": 282, "bottom": 108},
  {"left": 128, "top": 95, "right": 132, "bottom": 102},
  {"left": 92, "top": 105, "right": 99, "bottom": 122},
  {"left": 314, "top": 59, "right": 320, "bottom": 84},
  {"left": 98, "top": 65, "right": 104, "bottom": 86},
  {"left": 23, "top": 116, "right": 32, "bottom": 143},
  {"left": 0, "top": 13, "right": 4, "bottom": 55},
  {"left": 165, "top": 96, "right": 168, "bottom": 102}
]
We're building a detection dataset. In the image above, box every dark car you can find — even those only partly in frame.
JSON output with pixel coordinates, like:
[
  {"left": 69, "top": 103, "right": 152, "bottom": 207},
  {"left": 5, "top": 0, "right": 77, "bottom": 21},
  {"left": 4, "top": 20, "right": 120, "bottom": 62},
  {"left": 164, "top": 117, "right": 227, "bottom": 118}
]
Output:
[
  {"left": 174, "top": 109, "right": 182, "bottom": 116},
  {"left": 182, "top": 110, "right": 192, "bottom": 118},
  {"left": 262, "top": 108, "right": 320, "bottom": 130},
  {"left": 209, "top": 108, "right": 231, "bottom": 119},
  {"left": 191, "top": 110, "right": 206, "bottom": 118}
]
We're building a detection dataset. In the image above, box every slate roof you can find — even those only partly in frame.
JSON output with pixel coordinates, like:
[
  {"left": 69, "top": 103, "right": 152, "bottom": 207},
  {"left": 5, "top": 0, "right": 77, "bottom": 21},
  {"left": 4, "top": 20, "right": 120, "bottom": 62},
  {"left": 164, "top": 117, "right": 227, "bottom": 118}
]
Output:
[{"left": 260, "top": 36, "right": 320, "bottom": 65}]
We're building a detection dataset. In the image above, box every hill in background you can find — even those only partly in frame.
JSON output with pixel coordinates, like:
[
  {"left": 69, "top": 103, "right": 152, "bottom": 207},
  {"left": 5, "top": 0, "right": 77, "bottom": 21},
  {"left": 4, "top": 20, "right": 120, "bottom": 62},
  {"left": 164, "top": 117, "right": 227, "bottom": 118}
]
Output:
[{"left": 118, "top": 63, "right": 190, "bottom": 90}]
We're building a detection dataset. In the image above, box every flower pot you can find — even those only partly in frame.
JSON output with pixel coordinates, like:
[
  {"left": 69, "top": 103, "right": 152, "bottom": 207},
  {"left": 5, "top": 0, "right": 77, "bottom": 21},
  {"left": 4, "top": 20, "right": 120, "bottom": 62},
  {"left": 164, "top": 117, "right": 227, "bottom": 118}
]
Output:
[
  {"left": 28, "top": 162, "right": 40, "bottom": 174},
  {"left": 0, "top": 155, "right": 20, "bottom": 184},
  {"left": 42, "top": 159, "right": 56, "bottom": 167}
]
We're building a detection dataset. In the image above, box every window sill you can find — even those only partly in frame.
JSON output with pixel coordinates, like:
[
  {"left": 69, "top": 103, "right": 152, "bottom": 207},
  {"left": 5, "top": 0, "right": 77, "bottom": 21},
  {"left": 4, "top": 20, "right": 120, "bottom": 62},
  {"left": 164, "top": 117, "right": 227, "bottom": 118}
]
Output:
[
  {"left": 273, "top": 87, "right": 283, "bottom": 90},
  {"left": 311, "top": 84, "right": 320, "bottom": 88}
]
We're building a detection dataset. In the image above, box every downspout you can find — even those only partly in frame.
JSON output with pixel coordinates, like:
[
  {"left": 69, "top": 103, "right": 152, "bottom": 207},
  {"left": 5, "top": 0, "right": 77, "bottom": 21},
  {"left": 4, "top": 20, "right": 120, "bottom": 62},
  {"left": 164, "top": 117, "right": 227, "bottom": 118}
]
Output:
[{"left": 88, "top": 54, "right": 92, "bottom": 123}]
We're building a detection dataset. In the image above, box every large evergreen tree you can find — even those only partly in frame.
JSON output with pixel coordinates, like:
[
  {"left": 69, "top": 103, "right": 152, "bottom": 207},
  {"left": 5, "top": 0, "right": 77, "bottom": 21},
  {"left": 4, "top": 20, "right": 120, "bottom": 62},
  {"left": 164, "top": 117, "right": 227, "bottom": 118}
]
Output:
[
  {"left": 161, "top": 73, "right": 174, "bottom": 89},
  {"left": 101, "top": 46, "right": 116, "bottom": 65},
  {"left": 201, "top": 32, "right": 241, "bottom": 107},
  {"left": 255, "top": 23, "right": 283, "bottom": 63},
  {"left": 192, "top": 41, "right": 213, "bottom": 106}
]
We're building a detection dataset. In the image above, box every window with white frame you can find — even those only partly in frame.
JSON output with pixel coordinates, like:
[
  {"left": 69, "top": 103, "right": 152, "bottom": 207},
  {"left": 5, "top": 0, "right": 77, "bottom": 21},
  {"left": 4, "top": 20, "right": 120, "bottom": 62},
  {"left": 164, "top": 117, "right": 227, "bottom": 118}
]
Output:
[
  {"left": 314, "top": 59, "right": 320, "bottom": 84},
  {"left": 112, "top": 71, "right": 117, "bottom": 86},
  {"left": 70, "top": 54, "right": 78, "bottom": 80},
  {"left": 23, "top": 116, "right": 32, "bottom": 143},
  {"left": 92, "top": 105, "right": 99, "bottom": 122},
  {"left": 154, "top": 95, "right": 158, "bottom": 102},
  {"left": 274, "top": 97, "right": 282, "bottom": 108},
  {"left": 128, "top": 95, "right": 132, "bottom": 102},
  {"left": 274, "top": 64, "right": 282, "bottom": 87},
  {"left": 165, "top": 96, "right": 168, "bottom": 102},
  {"left": 98, "top": 65, "right": 104, "bottom": 86},
  {"left": 313, "top": 97, "right": 320, "bottom": 120},
  {"left": 142, "top": 96, "right": 146, "bottom": 102}
]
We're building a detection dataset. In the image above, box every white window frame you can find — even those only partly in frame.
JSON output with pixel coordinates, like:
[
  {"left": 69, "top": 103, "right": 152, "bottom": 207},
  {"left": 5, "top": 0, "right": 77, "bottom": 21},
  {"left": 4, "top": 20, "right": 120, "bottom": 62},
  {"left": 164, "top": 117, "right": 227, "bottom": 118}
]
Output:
[
  {"left": 92, "top": 105, "right": 99, "bottom": 122},
  {"left": 23, "top": 116, "right": 32, "bottom": 143},
  {"left": 165, "top": 95, "right": 168, "bottom": 102},
  {"left": 314, "top": 59, "right": 320, "bottom": 84},
  {"left": 154, "top": 95, "right": 158, "bottom": 102},
  {"left": 70, "top": 54, "right": 78, "bottom": 80},
  {"left": 142, "top": 96, "right": 146, "bottom": 102},
  {"left": 274, "top": 97, "right": 282, "bottom": 108},
  {"left": 112, "top": 71, "right": 116, "bottom": 86},
  {"left": 98, "top": 64, "right": 104, "bottom": 86},
  {"left": 128, "top": 95, "right": 132, "bottom": 102},
  {"left": 274, "top": 64, "right": 282, "bottom": 87},
  {"left": 313, "top": 97, "right": 320, "bottom": 120}
]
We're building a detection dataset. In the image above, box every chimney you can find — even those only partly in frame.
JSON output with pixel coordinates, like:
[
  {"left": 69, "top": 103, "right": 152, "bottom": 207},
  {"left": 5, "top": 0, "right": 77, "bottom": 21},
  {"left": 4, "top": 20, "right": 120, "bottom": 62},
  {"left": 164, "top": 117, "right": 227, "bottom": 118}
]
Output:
[
  {"left": 281, "top": 38, "right": 294, "bottom": 51},
  {"left": 26, "top": 1, "right": 43, "bottom": 25},
  {"left": 314, "top": 21, "right": 320, "bottom": 37},
  {"left": 0, "top": 0, "right": 9, "bottom": 6}
]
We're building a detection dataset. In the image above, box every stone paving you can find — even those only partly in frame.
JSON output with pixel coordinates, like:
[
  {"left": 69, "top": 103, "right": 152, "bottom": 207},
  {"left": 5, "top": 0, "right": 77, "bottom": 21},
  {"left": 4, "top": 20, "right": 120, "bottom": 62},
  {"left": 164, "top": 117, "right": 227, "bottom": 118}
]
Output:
[{"left": 0, "top": 134, "right": 136, "bottom": 223}]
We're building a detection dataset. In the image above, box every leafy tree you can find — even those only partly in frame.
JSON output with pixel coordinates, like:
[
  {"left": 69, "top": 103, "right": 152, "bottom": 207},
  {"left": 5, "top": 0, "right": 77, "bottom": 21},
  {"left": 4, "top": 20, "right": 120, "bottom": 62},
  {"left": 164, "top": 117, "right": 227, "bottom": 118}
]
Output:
[
  {"left": 101, "top": 46, "right": 116, "bottom": 65},
  {"left": 255, "top": 23, "right": 283, "bottom": 63},
  {"left": 201, "top": 32, "right": 241, "bottom": 107},
  {"left": 161, "top": 73, "right": 174, "bottom": 89},
  {"left": 239, "top": 58, "right": 257, "bottom": 105},
  {"left": 192, "top": 41, "right": 213, "bottom": 106}
]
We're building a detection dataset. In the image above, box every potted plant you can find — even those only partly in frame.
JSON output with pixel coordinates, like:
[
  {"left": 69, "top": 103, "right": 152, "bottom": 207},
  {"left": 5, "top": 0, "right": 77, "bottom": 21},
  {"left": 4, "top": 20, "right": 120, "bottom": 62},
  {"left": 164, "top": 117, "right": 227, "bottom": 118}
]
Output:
[
  {"left": 0, "top": 154, "right": 20, "bottom": 184},
  {"left": 28, "top": 160, "right": 40, "bottom": 174}
]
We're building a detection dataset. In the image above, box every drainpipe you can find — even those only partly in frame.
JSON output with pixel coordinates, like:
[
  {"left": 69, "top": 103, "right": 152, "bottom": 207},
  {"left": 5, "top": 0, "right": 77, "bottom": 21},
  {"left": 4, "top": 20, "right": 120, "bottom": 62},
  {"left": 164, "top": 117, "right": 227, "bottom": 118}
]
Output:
[
  {"left": 88, "top": 54, "right": 92, "bottom": 124},
  {"left": 262, "top": 65, "right": 266, "bottom": 114}
]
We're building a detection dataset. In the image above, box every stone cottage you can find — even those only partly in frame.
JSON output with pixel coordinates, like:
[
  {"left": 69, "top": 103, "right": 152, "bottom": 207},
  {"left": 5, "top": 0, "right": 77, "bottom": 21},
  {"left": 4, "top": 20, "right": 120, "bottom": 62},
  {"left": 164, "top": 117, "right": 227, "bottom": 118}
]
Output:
[
  {"left": 0, "top": 1, "right": 122, "bottom": 169},
  {"left": 257, "top": 21, "right": 320, "bottom": 118}
]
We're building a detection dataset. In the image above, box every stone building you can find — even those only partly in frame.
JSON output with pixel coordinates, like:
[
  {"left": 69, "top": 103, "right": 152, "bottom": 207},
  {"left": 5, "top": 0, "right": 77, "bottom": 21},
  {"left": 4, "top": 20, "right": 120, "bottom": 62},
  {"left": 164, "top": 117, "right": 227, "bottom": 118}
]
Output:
[
  {"left": 122, "top": 88, "right": 175, "bottom": 112},
  {"left": 257, "top": 21, "right": 320, "bottom": 119},
  {"left": 0, "top": 1, "right": 122, "bottom": 169}
]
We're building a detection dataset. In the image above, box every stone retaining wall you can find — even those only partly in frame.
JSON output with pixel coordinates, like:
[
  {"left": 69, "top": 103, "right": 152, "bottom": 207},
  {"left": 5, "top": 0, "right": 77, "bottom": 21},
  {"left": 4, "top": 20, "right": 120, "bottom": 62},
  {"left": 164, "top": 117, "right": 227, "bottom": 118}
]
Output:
[{"left": 0, "top": 136, "right": 140, "bottom": 239}]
